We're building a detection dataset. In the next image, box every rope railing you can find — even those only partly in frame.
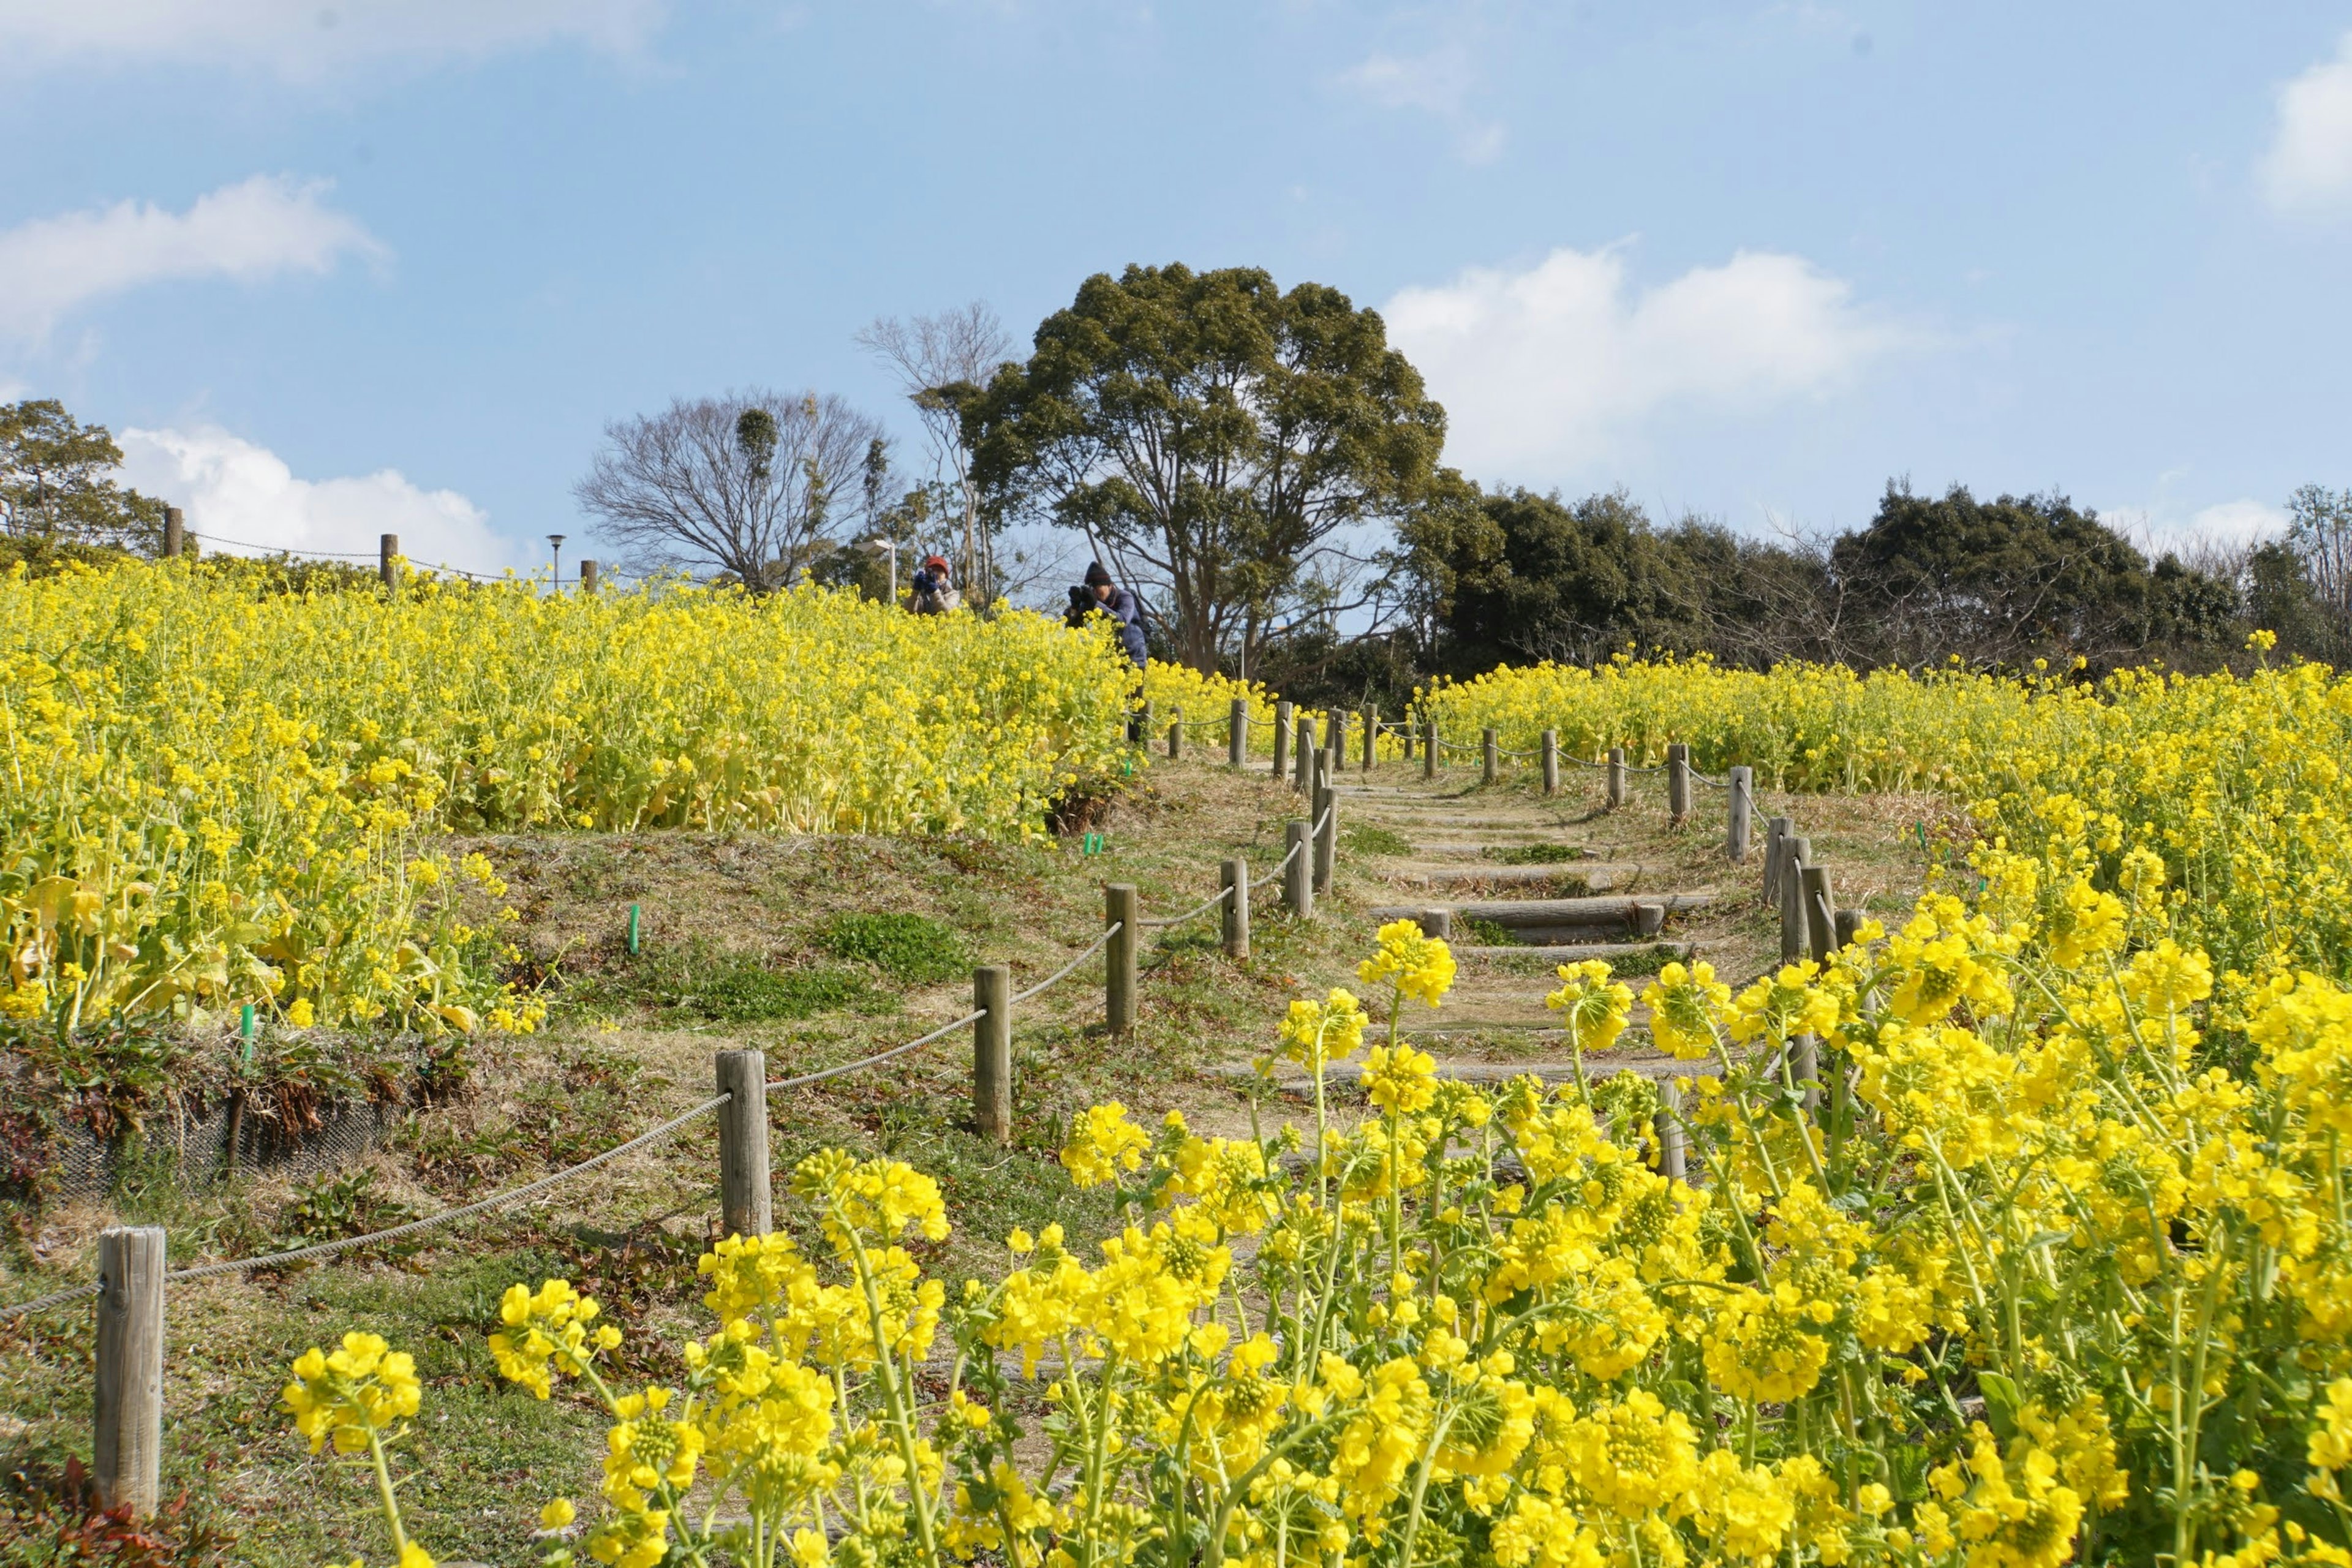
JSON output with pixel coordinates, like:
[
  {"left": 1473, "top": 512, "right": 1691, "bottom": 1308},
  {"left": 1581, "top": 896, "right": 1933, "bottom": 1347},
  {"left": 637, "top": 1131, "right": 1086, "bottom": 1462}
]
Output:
[
  {"left": 1011, "top": 925, "right": 1120, "bottom": 1006},
  {"left": 766, "top": 1014, "right": 986, "bottom": 1091},
  {"left": 1, "top": 1093, "right": 736, "bottom": 1321},
  {"left": 1251, "top": 835, "right": 1305, "bottom": 889},
  {"left": 1139, "top": 884, "right": 1234, "bottom": 929},
  {"left": 3, "top": 927, "right": 1137, "bottom": 1321}
]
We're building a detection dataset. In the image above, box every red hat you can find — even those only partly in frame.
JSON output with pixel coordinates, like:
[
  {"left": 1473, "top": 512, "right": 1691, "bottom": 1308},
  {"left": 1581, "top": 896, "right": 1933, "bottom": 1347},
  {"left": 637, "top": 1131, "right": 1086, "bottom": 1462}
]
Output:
[{"left": 923, "top": 554, "right": 950, "bottom": 571}]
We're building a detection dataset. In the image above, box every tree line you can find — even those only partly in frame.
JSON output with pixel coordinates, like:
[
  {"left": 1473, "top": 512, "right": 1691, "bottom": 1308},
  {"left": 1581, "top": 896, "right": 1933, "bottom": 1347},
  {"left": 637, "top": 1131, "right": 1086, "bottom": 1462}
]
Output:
[{"left": 9, "top": 258, "right": 2351, "bottom": 697}]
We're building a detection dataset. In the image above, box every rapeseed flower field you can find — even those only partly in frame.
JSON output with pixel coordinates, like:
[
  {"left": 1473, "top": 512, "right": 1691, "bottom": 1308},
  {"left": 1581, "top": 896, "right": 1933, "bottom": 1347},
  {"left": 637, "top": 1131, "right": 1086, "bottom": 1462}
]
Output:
[
  {"left": 302, "top": 900, "right": 2352, "bottom": 1568},
  {"left": 0, "top": 560, "right": 1134, "bottom": 1037},
  {"left": 1419, "top": 644, "right": 2352, "bottom": 986}
]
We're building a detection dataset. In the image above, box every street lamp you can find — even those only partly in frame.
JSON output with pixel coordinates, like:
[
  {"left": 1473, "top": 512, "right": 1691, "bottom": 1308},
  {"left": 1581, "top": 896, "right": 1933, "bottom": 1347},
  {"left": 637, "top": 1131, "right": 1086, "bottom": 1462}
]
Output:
[
  {"left": 863, "top": 536, "right": 898, "bottom": 603},
  {"left": 548, "top": 533, "right": 567, "bottom": 590}
]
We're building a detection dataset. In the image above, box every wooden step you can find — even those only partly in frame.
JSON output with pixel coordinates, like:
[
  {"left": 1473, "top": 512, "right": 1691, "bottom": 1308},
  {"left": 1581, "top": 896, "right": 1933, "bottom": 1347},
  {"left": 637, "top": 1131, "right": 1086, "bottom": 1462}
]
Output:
[
  {"left": 1209, "top": 1057, "right": 1682, "bottom": 1098},
  {"left": 1455, "top": 941, "right": 1695, "bottom": 964},
  {"left": 1400, "top": 842, "right": 1588, "bottom": 861},
  {"left": 1368, "top": 891, "right": 1715, "bottom": 929},
  {"left": 1384, "top": 861, "right": 1653, "bottom": 891}
]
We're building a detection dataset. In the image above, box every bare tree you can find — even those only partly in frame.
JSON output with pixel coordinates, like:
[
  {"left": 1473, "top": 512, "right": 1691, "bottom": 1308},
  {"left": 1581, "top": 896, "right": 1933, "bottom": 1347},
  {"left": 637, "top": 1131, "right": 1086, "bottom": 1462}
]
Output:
[
  {"left": 575, "top": 390, "right": 887, "bottom": 589},
  {"left": 2289, "top": 484, "right": 2352, "bottom": 639},
  {"left": 854, "top": 303, "right": 1014, "bottom": 599}
]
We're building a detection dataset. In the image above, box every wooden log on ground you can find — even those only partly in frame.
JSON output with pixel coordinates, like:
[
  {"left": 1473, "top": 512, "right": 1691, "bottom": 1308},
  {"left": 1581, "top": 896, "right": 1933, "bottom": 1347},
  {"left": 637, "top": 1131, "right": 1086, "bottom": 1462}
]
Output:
[{"left": 1366, "top": 891, "right": 1714, "bottom": 927}]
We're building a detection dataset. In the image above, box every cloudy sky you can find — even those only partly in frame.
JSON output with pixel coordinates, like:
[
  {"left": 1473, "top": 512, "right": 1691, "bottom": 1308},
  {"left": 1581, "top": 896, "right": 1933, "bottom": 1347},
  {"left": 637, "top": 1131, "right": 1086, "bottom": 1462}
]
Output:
[{"left": 4, "top": 2, "right": 2350, "bottom": 574}]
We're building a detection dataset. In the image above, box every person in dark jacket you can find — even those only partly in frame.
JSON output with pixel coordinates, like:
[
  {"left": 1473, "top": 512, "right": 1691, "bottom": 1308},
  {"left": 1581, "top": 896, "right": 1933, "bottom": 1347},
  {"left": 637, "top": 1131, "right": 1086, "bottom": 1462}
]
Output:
[{"left": 1080, "top": 560, "right": 1148, "bottom": 667}]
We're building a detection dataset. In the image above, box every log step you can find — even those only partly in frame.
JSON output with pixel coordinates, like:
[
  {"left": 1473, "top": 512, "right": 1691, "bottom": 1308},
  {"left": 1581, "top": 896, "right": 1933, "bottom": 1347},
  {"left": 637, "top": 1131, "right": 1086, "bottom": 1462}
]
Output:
[{"left": 1368, "top": 891, "right": 1715, "bottom": 928}]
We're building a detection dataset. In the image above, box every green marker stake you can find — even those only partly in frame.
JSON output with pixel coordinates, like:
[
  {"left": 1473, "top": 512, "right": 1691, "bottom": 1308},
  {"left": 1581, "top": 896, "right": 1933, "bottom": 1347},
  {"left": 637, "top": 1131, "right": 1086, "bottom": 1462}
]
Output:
[
  {"left": 239, "top": 1003, "right": 256, "bottom": 1065},
  {"left": 627, "top": 903, "right": 642, "bottom": 955}
]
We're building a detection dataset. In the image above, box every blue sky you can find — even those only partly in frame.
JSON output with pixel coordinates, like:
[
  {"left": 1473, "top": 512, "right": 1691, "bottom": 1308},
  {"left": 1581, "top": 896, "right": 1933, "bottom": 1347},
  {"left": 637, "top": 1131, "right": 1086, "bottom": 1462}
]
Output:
[{"left": 4, "top": 2, "right": 2350, "bottom": 579}]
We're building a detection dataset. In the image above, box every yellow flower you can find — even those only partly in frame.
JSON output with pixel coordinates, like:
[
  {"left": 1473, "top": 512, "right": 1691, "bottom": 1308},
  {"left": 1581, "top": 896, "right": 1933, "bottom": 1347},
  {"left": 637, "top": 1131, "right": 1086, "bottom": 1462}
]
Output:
[
  {"left": 1358, "top": 918, "right": 1457, "bottom": 1008},
  {"left": 1545, "top": 960, "right": 1631, "bottom": 1056}
]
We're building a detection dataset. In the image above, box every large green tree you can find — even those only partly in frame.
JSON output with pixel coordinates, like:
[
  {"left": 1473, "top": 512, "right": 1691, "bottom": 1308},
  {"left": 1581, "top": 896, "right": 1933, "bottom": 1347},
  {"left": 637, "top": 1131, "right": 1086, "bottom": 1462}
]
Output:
[
  {"left": 1830, "top": 484, "right": 2231, "bottom": 668},
  {"left": 0, "top": 399, "right": 167, "bottom": 551},
  {"left": 964, "top": 264, "right": 1447, "bottom": 670}
]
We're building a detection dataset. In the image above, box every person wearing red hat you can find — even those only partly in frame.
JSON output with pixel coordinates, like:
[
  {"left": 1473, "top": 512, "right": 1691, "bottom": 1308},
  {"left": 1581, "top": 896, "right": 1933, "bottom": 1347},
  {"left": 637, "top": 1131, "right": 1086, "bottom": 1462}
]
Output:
[{"left": 910, "top": 554, "right": 962, "bottom": 614}]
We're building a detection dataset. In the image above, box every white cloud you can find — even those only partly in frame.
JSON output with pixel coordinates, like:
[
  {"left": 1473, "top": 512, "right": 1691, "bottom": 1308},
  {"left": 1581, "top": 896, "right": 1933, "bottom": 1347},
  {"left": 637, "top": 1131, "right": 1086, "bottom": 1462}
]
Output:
[
  {"left": 2105, "top": 498, "right": 2290, "bottom": 559},
  {"left": 1385, "top": 244, "right": 1917, "bottom": 476},
  {"left": 2259, "top": 31, "right": 2352, "bottom": 213},
  {"left": 0, "top": 175, "right": 384, "bottom": 342},
  {"left": 116, "top": 425, "right": 530, "bottom": 577},
  {"left": 0, "top": 0, "right": 665, "bottom": 77},
  {"left": 1340, "top": 45, "right": 1507, "bottom": 164}
]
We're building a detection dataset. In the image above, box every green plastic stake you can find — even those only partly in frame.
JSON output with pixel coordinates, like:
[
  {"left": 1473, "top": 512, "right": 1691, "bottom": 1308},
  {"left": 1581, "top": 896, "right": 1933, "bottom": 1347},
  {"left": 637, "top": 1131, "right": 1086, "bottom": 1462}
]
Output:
[
  {"left": 239, "top": 1003, "right": 255, "bottom": 1065},
  {"left": 627, "top": 903, "right": 642, "bottom": 955}
]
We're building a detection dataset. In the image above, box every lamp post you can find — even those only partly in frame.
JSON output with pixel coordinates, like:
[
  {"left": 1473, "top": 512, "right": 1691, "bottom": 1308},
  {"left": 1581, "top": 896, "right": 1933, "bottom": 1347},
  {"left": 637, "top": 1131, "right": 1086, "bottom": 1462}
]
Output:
[
  {"left": 548, "top": 533, "right": 567, "bottom": 591},
  {"left": 864, "top": 537, "right": 898, "bottom": 604}
]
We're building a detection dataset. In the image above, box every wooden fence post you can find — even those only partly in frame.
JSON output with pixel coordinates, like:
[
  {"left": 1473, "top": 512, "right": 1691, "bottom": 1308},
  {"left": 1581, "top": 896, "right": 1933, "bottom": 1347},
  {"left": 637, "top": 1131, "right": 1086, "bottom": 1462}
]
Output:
[
  {"left": 1229, "top": 699, "right": 1248, "bottom": 769},
  {"left": 1312, "top": 753, "right": 1337, "bottom": 894},
  {"left": 1654, "top": 1081, "right": 1686, "bottom": 1182},
  {"left": 1727, "top": 766, "right": 1752, "bottom": 862},
  {"left": 1361, "top": 706, "right": 1377, "bottom": 773},
  {"left": 715, "top": 1050, "right": 772, "bottom": 1238},
  {"left": 1540, "top": 730, "right": 1559, "bottom": 796},
  {"left": 1106, "top": 884, "right": 1138, "bottom": 1035},
  {"left": 1834, "top": 908, "right": 1864, "bottom": 949},
  {"left": 1140, "top": 701, "right": 1156, "bottom": 752},
  {"left": 1401, "top": 715, "right": 1415, "bottom": 761},
  {"left": 1781, "top": 836, "right": 1811, "bottom": 963},
  {"left": 1790, "top": 1034, "right": 1821, "bottom": 1115},
  {"left": 1272, "top": 700, "right": 1293, "bottom": 780},
  {"left": 580, "top": 559, "right": 598, "bottom": 594},
  {"left": 162, "top": 508, "right": 183, "bottom": 560},
  {"left": 1327, "top": 708, "right": 1347, "bottom": 768},
  {"left": 379, "top": 533, "right": 399, "bottom": 589},
  {"left": 1418, "top": 907, "right": 1452, "bottom": 940},
  {"left": 973, "top": 966, "right": 1012, "bottom": 1145},
  {"left": 1283, "top": 820, "right": 1314, "bottom": 919},
  {"left": 1481, "top": 728, "right": 1499, "bottom": 786},
  {"left": 1666, "top": 744, "right": 1691, "bottom": 824},
  {"left": 1293, "top": 714, "right": 1314, "bottom": 794},
  {"left": 1221, "top": 857, "right": 1250, "bottom": 959},
  {"left": 94, "top": 1226, "right": 166, "bottom": 1518},
  {"left": 1167, "top": 706, "right": 1182, "bottom": 761},
  {"left": 1802, "top": 864, "right": 1838, "bottom": 965},
  {"left": 1607, "top": 747, "right": 1626, "bottom": 809},
  {"left": 1423, "top": 718, "right": 1438, "bottom": 778},
  {"left": 1763, "top": 815, "right": 1795, "bottom": 900}
]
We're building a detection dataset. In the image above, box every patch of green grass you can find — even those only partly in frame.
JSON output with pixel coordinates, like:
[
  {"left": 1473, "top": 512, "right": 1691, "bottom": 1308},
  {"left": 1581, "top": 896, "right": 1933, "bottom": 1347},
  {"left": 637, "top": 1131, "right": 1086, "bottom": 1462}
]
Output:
[
  {"left": 695, "top": 960, "right": 878, "bottom": 1022},
  {"left": 1342, "top": 823, "right": 1414, "bottom": 857},
  {"left": 1601, "top": 943, "right": 1679, "bottom": 978},
  {"left": 1460, "top": 916, "right": 1517, "bottom": 946},
  {"left": 815, "top": 911, "right": 971, "bottom": 985},
  {"left": 1482, "top": 842, "right": 1583, "bottom": 864}
]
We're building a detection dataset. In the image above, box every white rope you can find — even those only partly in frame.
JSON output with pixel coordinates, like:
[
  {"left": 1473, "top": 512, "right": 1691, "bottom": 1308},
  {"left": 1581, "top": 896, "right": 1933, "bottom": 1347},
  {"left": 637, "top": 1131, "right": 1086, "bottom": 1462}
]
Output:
[
  {"left": 1251, "top": 835, "right": 1305, "bottom": 889},
  {"left": 1011, "top": 926, "right": 1118, "bottom": 1005},
  {"left": 1140, "top": 884, "right": 1234, "bottom": 929},
  {"left": 172, "top": 1093, "right": 734, "bottom": 1284},
  {"left": 767, "top": 1015, "right": 984, "bottom": 1090}
]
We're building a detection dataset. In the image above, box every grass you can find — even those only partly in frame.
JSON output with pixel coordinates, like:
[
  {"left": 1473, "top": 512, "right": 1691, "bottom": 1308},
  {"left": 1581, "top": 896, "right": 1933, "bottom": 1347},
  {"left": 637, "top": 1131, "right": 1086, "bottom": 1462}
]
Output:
[
  {"left": 1481, "top": 842, "right": 1583, "bottom": 864},
  {"left": 816, "top": 911, "right": 971, "bottom": 984},
  {"left": 0, "top": 747, "right": 1937, "bottom": 1564},
  {"left": 1341, "top": 823, "right": 1414, "bottom": 857}
]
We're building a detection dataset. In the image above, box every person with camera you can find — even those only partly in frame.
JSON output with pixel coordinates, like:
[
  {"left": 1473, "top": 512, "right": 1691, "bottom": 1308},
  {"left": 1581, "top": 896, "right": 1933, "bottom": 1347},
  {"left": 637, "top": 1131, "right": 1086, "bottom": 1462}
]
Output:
[
  {"left": 1066, "top": 560, "right": 1147, "bottom": 667},
  {"left": 910, "top": 554, "right": 961, "bottom": 614}
]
